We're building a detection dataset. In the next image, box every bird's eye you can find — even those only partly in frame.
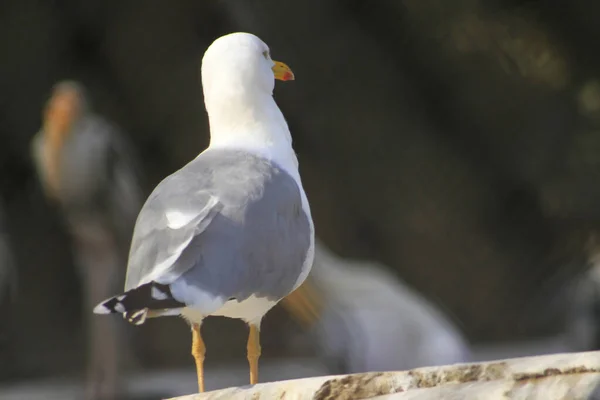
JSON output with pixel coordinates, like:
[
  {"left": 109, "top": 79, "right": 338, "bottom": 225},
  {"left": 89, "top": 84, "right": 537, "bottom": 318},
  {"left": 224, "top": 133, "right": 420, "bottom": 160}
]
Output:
[{"left": 262, "top": 50, "right": 270, "bottom": 60}]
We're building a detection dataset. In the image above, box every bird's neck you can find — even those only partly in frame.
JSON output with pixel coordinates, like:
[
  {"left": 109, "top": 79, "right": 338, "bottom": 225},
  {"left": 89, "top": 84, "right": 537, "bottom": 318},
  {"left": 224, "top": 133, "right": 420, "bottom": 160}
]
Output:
[{"left": 206, "top": 93, "right": 299, "bottom": 175}]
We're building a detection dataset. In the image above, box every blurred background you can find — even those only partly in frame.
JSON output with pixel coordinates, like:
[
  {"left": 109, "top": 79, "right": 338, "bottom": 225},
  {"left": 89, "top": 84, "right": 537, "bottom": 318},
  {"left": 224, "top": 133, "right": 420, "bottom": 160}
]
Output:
[{"left": 3, "top": 0, "right": 600, "bottom": 398}]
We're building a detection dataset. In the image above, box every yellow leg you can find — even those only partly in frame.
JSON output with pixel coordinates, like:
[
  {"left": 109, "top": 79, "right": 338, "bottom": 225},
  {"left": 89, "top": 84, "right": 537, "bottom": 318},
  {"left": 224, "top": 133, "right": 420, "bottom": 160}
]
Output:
[
  {"left": 191, "top": 323, "right": 206, "bottom": 393},
  {"left": 247, "top": 324, "right": 261, "bottom": 385}
]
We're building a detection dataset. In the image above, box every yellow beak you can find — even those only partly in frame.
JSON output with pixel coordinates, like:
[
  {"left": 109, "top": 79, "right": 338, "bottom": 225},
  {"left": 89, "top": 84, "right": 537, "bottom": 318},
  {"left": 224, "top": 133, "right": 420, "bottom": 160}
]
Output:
[{"left": 272, "top": 60, "right": 295, "bottom": 81}]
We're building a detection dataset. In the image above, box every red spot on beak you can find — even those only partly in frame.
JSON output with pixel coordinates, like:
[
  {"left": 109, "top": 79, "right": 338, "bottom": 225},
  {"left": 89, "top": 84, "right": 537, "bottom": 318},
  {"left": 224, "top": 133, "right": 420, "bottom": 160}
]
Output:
[{"left": 283, "top": 71, "right": 295, "bottom": 81}]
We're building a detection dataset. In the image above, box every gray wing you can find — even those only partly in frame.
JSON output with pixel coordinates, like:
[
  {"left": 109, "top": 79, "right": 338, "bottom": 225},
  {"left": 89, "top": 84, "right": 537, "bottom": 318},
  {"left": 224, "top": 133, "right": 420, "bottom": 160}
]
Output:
[
  {"left": 124, "top": 150, "right": 311, "bottom": 305},
  {"left": 124, "top": 173, "right": 223, "bottom": 290}
]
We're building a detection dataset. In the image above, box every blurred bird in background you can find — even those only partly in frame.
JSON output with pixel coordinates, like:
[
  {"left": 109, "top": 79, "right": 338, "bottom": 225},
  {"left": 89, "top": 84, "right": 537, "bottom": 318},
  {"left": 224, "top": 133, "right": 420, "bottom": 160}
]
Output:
[
  {"left": 282, "top": 240, "right": 472, "bottom": 374},
  {"left": 30, "top": 81, "right": 145, "bottom": 400}
]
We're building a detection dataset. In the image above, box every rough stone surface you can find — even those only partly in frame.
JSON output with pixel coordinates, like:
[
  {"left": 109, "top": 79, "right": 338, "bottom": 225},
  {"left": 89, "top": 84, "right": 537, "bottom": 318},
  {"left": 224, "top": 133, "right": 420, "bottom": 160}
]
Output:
[{"left": 169, "top": 351, "right": 600, "bottom": 399}]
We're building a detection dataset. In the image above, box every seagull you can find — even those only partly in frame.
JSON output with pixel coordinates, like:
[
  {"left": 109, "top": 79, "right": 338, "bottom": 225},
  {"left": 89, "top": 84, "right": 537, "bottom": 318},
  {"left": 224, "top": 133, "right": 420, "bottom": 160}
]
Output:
[
  {"left": 93, "top": 32, "right": 315, "bottom": 393},
  {"left": 282, "top": 240, "right": 471, "bottom": 373},
  {"left": 30, "top": 80, "right": 145, "bottom": 400},
  {"left": 31, "top": 81, "right": 144, "bottom": 249}
]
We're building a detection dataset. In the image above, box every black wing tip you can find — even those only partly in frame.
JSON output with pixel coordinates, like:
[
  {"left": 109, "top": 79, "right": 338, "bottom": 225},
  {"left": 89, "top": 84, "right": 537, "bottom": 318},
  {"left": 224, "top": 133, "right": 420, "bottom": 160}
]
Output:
[
  {"left": 93, "top": 297, "right": 149, "bottom": 326},
  {"left": 92, "top": 282, "right": 184, "bottom": 324},
  {"left": 93, "top": 294, "right": 127, "bottom": 315},
  {"left": 93, "top": 302, "right": 113, "bottom": 314}
]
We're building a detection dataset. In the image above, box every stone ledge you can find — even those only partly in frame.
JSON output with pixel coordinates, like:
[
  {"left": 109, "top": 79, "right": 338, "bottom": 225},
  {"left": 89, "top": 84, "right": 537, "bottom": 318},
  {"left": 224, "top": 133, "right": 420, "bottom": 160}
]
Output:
[{"left": 169, "top": 351, "right": 600, "bottom": 399}]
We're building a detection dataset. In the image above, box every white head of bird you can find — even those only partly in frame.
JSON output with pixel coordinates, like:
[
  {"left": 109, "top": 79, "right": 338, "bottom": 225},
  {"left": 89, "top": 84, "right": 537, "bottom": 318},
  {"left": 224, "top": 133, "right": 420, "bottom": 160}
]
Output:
[{"left": 201, "top": 32, "right": 298, "bottom": 170}]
